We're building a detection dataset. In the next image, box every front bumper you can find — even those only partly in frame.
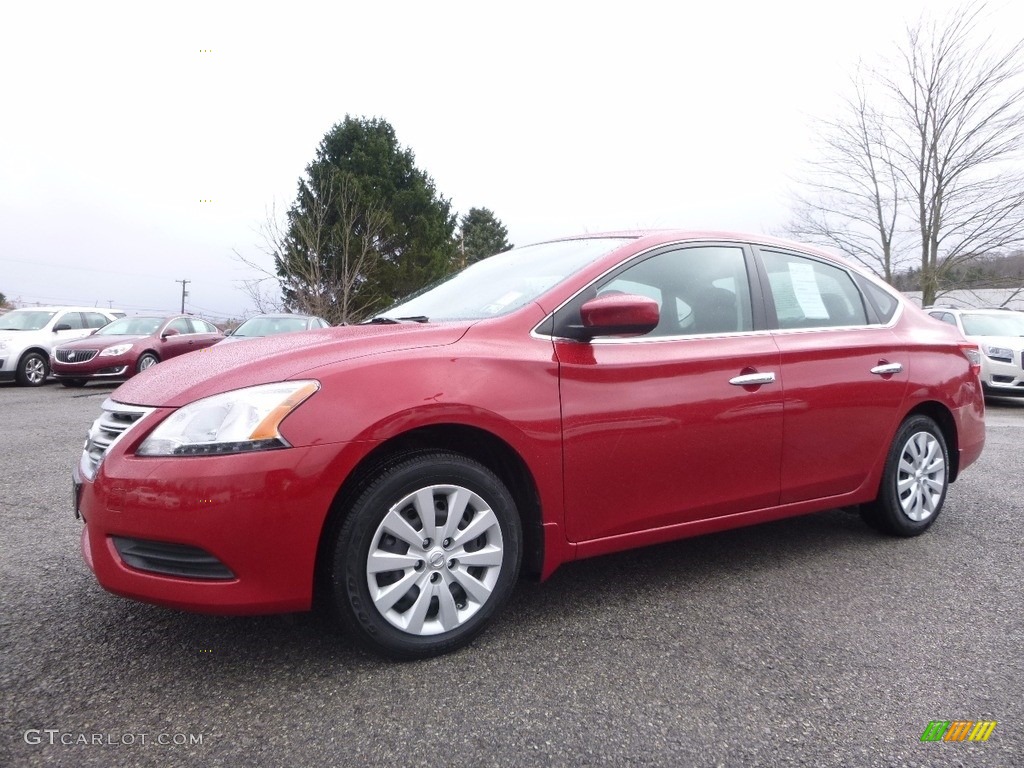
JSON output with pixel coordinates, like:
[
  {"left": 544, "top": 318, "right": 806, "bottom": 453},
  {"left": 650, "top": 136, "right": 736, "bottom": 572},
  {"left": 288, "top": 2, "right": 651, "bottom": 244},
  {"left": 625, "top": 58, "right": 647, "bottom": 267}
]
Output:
[
  {"left": 980, "top": 356, "right": 1024, "bottom": 396},
  {"left": 77, "top": 440, "right": 367, "bottom": 615}
]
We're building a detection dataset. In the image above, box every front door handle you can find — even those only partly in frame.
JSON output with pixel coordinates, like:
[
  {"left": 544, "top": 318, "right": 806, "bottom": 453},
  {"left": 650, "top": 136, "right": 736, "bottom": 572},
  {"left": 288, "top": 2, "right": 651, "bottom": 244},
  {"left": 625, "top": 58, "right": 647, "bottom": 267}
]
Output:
[
  {"left": 729, "top": 372, "right": 776, "bottom": 386},
  {"left": 870, "top": 363, "right": 903, "bottom": 376}
]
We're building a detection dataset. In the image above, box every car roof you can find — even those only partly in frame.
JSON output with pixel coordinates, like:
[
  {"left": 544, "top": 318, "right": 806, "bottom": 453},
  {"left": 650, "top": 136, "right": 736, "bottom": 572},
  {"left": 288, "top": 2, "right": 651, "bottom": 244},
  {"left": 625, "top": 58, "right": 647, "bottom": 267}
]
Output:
[{"left": 2, "top": 306, "right": 118, "bottom": 313}]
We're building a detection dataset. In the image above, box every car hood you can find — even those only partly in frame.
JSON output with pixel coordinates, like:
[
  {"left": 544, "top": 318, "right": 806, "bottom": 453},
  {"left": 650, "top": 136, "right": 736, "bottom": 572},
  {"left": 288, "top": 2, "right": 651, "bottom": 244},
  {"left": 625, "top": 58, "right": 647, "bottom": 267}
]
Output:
[
  {"left": 112, "top": 323, "right": 472, "bottom": 408},
  {"left": 968, "top": 334, "right": 1024, "bottom": 350},
  {"left": 57, "top": 334, "right": 148, "bottom": 350}
]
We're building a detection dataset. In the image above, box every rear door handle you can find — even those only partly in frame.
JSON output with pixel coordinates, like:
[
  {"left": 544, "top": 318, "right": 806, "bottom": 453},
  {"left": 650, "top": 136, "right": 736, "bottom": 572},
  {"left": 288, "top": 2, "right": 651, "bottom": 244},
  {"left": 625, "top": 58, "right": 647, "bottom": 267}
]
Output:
[
  {"left": 870, "top": 363, "right": 903, "bottom": 375},
  {"left": 729, "top": 372, "right": 776, "bottom": 386}
]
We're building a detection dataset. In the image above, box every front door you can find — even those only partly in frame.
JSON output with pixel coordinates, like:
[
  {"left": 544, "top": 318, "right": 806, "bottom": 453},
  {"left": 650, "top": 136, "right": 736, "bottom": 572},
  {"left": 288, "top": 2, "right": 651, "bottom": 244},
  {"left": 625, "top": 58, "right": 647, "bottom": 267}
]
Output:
[{"left": 553, "top": 244, "right": 784, "bottom": 543}]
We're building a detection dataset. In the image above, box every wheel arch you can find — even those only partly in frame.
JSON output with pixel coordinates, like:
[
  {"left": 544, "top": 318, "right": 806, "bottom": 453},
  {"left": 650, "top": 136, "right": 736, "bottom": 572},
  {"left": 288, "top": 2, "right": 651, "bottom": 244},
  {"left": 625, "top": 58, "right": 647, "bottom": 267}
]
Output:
[
  {"left": 904, "top": 401, "right": 960, "bottom": 481},
  {"left": 314, "top": 423, "right": 546, "bottom": 600},
  {"left": 19, "top": 346, "right": 50, "bottom": 364}
]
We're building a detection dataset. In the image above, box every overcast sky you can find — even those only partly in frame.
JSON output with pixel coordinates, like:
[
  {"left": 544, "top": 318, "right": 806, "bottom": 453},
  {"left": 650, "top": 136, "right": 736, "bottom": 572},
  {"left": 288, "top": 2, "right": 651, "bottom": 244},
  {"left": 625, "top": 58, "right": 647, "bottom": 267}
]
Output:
[{"left": 2, "top": 0, "right": 1020, "bottom": 321}]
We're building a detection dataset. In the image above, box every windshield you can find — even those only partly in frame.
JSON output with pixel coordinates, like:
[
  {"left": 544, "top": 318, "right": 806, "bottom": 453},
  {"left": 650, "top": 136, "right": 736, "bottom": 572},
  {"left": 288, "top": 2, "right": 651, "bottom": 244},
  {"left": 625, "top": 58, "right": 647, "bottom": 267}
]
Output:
[
  {"left": 0, "top": 310, "right": 57, "bottom": 331},
  {"left": 233, "top": 316, "right": 310, "bottom": 337},
  {"left": 961, "top": 311, "right": 1024, "bottom": 337},
  {"left": 376, "top": 238, "right": 633, "bottom": 322},
  {"left": 96, "top": 317, "right": 164, "bottom": 336}
]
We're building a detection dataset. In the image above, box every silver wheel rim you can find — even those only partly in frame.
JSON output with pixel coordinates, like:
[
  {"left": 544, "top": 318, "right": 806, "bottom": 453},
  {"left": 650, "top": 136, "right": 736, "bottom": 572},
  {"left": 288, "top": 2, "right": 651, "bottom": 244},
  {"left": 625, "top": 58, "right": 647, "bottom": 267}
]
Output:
[
  {"left": 138, "top": 356, "right": 156, "bottom": 370},
  {"left": 25, "top": 356, "right": 46, "bottom": 384},
  {"left": 366, "top": 484, "right": 504, "bottom": 636},
  {"left": 896, "top": 431, "right": 946, "bottom": 521}
]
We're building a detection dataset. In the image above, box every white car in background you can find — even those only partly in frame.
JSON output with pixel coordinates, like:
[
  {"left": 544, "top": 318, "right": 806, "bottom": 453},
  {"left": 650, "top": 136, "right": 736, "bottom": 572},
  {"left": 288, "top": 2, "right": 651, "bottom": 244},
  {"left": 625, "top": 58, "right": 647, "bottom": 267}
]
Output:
[
  {"left": 0, "top": 307, "right": 122, "bottom": 386},
  {"left": 927, "top": 307, "right": 1024, "bottom": 397}
]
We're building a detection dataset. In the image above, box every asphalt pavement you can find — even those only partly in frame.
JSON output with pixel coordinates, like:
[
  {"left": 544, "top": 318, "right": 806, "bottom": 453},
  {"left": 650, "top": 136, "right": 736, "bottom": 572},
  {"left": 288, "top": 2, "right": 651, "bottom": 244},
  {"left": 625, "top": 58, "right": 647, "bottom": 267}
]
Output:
[{"left": 1, "top": 381, "right": 1021, "bottom": 767}]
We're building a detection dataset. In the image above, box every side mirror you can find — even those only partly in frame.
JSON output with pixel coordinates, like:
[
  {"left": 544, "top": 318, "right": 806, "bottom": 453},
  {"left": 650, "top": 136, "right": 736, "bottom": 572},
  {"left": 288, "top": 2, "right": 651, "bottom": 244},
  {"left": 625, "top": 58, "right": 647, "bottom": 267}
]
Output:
[
  {"left": 161, "top": 328, "right": 180, "bottom": 339},
  {"left": 573, "top": 294, "right": 660, "bottom": 340},
  {"left": 53, "top": 323, "right": 72, "bottom": 332}
]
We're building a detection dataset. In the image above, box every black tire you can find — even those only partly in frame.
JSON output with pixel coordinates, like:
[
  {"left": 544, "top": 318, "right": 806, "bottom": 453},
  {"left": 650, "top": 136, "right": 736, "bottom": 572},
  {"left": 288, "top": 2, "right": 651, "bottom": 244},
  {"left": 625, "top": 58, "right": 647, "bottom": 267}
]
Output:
[
  {"left": 326, "top": 451, "right": 522, "bottom": 659},
  {"left": 860, "top": 415, "right": 949, "bottom": 537},
  {"left": 60, "top": 379, "right": 87, "bottom": 388},
  {"left": 16, "top": 351, "right": 49, "bottom": 387},
  {"left": 135, "top": 352, "right": 159, "bottom": 374}
]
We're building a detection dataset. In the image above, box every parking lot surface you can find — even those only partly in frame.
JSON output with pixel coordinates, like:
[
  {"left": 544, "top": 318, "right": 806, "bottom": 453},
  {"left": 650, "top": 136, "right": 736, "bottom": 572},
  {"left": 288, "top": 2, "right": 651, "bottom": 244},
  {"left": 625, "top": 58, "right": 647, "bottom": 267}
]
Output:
[{"left": 1, "top": 382, "right": 1021, "bottom": 767}]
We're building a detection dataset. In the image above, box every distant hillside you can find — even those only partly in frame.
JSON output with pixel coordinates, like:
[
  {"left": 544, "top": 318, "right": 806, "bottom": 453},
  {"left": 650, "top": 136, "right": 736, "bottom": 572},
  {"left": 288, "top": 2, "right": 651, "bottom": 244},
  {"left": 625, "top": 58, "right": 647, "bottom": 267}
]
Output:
[{"left": 892, "top": 250, "right": 1024, "bottom": 292}]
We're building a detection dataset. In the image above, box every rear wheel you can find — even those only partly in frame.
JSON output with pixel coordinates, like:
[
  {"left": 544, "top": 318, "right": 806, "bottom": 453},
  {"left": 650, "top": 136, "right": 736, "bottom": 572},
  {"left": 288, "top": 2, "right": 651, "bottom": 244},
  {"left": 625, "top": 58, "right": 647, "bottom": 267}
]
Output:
[
  {"left": 860, "top": 415, "right": 949, "bottom": 536},
  {"left": 16, "top": 351, "right": 48, "bottom": 386},
  {"left": 326, "top": 451, "right": 522, "bottom": 659}
]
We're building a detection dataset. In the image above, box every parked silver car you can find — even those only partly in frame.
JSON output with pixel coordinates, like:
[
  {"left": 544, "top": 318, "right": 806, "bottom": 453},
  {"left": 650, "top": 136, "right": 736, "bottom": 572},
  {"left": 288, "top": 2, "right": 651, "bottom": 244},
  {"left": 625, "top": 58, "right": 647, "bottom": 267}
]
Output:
[
  {"left": 219, "top": 313, "right": 330, "bottom": 344},
  {"left": 0, "top": 307, "right": 122, "bottom": 386}
]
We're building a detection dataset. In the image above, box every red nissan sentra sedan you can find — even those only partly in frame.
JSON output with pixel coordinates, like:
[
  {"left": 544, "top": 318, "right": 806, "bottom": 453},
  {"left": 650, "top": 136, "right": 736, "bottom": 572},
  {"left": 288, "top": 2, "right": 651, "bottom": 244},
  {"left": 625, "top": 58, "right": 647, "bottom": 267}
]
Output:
[{"left": 73, "top": 232, "right": 985, "bottom": 658}]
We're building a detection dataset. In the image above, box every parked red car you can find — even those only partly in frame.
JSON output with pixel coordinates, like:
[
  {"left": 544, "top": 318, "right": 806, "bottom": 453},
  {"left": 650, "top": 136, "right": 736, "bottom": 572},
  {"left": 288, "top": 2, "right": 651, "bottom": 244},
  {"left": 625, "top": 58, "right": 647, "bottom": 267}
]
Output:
[
  {"left": 73, "top": 232, "right": 985, "bottom": 658},
  {"left": 53, "top": 315, "right": 223, "bottom": 387}
]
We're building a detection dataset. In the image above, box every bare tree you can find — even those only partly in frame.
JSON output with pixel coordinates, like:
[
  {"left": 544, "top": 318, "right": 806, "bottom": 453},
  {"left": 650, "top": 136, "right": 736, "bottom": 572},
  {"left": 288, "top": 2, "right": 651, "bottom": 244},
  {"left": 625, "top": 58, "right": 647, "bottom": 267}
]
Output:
[
  {"left": 235, "top": 172, "right": 389, "bottom": 324},
  {"left": 788, "top": 2, "right": 1024, "bottom": 305},
  {"left": 788, "top": 74, "right": 907, "bottom": 282}
]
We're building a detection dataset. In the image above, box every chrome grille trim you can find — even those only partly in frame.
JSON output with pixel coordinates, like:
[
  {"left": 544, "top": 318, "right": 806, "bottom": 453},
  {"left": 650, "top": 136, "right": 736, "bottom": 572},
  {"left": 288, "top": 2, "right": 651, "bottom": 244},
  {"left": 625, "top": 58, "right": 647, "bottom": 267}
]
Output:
[
  {"left": 56, "top": 348, "right": 99, "bottom": 363},
  {"left": 81, "top": 398, "right": 154, "bottom": 480}
]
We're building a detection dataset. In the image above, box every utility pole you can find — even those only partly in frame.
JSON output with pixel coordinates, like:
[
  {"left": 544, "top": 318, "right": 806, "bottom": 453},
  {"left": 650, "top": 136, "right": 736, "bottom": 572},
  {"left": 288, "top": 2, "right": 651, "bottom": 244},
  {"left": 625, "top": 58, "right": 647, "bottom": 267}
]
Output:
[{"left": 176, "top": 279, "right": 190, "bottom": 313}]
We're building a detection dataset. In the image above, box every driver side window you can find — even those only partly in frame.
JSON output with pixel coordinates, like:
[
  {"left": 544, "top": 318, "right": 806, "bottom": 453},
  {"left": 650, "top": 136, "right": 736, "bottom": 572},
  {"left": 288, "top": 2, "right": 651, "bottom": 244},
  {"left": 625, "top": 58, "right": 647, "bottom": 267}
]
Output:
[{"left": 596, "top": 246, "right": 753, "bottom": 337}]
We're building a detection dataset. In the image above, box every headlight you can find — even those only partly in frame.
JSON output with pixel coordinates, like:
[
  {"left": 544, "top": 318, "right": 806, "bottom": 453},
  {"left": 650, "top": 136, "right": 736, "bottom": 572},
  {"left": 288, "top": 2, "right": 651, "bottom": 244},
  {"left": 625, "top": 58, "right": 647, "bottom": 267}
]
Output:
[
  {"left": 136, "top": 380, "right": 319, "bottom": 456},
  {"left": 99, "top": 343, "right": 134, "bottom": 357},
  {"left": 982, "top": 344, "right": 1013, "bottom": 363}
]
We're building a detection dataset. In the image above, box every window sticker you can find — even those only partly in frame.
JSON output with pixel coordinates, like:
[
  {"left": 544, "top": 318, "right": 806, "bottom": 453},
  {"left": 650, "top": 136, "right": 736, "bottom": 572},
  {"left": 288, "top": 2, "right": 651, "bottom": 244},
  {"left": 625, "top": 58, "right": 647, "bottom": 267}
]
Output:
[{"left": 787, "top": 262, "right": 829, "bottom": 319}]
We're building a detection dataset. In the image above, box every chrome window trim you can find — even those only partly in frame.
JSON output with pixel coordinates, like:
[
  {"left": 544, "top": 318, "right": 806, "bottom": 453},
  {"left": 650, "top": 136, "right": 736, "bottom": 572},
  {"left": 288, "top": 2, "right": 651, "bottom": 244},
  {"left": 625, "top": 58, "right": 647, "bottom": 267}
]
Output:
[{"left": 531, "top": 238, "right": 906, "bottom": 344}]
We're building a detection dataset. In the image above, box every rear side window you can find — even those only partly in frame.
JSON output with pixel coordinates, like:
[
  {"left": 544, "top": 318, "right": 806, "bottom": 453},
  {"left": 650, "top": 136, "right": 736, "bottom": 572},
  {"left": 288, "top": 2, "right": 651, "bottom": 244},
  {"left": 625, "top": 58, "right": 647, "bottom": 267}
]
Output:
[
  {"left": 760, "top": 250, "right": 868, "bottom": 329},
  {"left": 84, "top": 312, "right": 111, "bottom": 329},
  {"left": 861, "top": 280, "right": 900, "bottom": 324}
]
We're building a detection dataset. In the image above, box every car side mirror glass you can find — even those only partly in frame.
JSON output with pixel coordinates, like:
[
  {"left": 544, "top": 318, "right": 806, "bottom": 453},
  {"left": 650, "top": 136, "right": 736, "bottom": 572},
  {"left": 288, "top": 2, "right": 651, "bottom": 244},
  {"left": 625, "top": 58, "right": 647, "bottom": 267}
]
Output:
[
  {"left": 53, "top": 323, "right": 72, "bottom": 332},
  {"left": 161, "top": 328, "right": 180, "bottom": 339},
  {"left": 575, "top": 294, "right": 660, "bottom": 340}
]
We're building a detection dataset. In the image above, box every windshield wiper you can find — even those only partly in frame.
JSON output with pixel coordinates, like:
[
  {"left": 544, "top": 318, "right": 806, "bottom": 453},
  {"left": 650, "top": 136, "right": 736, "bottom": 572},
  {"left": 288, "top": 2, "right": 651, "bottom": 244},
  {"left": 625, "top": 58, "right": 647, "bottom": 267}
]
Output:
[{"left": 364, "top": 315, "right": 429, "bottom": 324}]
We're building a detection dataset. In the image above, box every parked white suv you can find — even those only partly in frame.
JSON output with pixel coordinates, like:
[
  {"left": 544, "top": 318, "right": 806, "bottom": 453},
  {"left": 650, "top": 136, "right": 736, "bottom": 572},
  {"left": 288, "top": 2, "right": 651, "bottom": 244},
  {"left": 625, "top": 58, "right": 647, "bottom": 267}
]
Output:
[
  {"left": 0, "top": 307, "right": 122, "bottom": 386},
  {"left": 926, "top": 306, "right": 1024, "bottom": 397}
]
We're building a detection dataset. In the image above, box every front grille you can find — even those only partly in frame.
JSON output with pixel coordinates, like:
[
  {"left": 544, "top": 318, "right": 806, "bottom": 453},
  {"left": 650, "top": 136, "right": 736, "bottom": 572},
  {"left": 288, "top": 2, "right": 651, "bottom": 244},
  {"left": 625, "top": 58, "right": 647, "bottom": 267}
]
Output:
[
  {"left": 56, "top": 348, "right": 98, "bottom": 363},
  {"left": 81, "top": 398, "right": 153, "bottom": 480},
  {"left": 112, "top": 537, "right": 235, "bottom": 580}
]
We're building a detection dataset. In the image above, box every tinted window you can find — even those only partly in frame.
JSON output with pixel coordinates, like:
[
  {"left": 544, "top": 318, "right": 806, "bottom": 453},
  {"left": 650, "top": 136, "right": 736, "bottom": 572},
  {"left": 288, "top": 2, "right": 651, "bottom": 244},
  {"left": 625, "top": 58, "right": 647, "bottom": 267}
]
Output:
[
  {"left": 559, "top": 246, "right": 753, "bottom": 338},
  {"left": 167, "top": 318, "right": 192, "bottom": 334},
  {"left": 761, "top": 251, "right": 868, "bottom": 329},
  {"left": 930, "top": 312, "right": 957, "bottom": 326},
  {"left": 84, "top": 312, "right": 111, "bottom": 329},
  {"left": 861, "top": 280, "right": 900, "bottom": 323},
  {"left": 56, "top": 312, "right": 85, "bottom": 330},
  {"left": 192, "top": 319, "right": 218, "bottom": 333}
]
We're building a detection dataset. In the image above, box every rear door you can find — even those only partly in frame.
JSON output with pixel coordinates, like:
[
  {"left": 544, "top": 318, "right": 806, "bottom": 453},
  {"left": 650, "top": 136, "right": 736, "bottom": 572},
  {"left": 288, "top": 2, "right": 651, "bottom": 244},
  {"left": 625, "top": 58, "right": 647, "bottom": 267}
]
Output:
[{"left": 755, "top": 248, "right": 909, "bottom": 503}]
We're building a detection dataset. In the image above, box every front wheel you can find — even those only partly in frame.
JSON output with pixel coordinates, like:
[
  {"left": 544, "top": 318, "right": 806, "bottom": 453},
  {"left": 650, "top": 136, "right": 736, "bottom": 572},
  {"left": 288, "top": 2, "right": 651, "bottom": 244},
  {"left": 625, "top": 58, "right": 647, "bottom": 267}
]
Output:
[
  {"left": 861, "top": 415, "right": 949, "bottom": 536},
  {"left": 135, "top": 352, "right": 159, "bottom": 373},
  {"left": 326, "top": 451, "right": 522, "bottom": 659},
  {"left": 16, "top": 351, "right": 49, "bottom": 386}
]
